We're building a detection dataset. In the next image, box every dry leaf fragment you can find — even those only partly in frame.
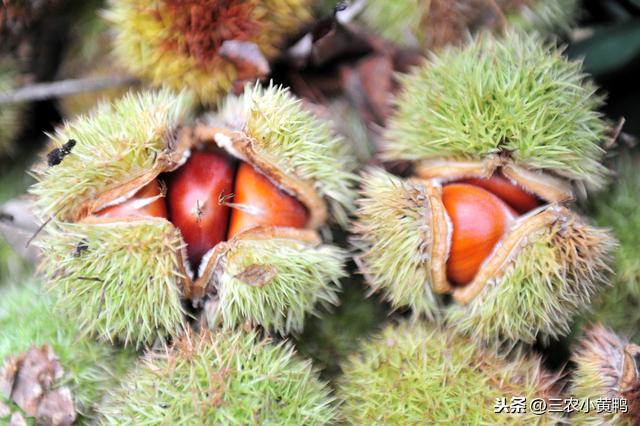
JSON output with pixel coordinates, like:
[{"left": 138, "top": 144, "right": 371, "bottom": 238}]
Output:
[
  {"left": 0, "top": 345, "right": 76, "bottom": 426},
  {"left": 37, "top": 388, "right": 75, "bottom": 426},
  {"left": 234, "top": 264, "right": 278, "bottom": 288},
  {"left": 9, "top": 412, "right": 26, "bottom": 426},
  {"left": 219, "top": 40, "right": 270, "bottom": 83}
]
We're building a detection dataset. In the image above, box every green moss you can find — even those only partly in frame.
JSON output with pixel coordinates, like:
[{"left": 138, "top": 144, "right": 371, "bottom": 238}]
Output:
[
  {"left": 99, "top": 329, "right": 337, "bottom": 425},
  {"left": 338, "top": 321, "right": 563, "bottom": 425},
  {"left": 384, "top": 32, "right": 608, "bottom": 189},
  {"left": 0, "top": 280, "right": 134, "bottom": 422}
]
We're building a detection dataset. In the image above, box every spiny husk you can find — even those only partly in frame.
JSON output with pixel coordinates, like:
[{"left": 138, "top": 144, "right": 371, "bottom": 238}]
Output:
[
  {"left": 31, "top": 87, "right": 353, "bottom": 344},
  {"left": 351, "top": 169, "right": 445, "bottom": 320},
  {"left": 98, "top": 328, "right": 338, "bottom": 425},
  {"left": 30, "top": 89, "right": 193, "bottom": 222},
  {"left": 446, "top": 211, "right": 615, "bottom": 343},
  {"left": 56, "top": 0, "right": 132, "bottom": 117},
  {"left": 499, "top": 0, "right": 580, "bottom": 36},
  {"left": 337, "top": 321, "right": 564, "bottom": 425},
  {"left": 194, "top": 84, "right": 357, "bottom": 333},
  {"left": 29, "top": 90, "right": 191, "bottom": 348},
  {"left": 384, "top": 31, "right": 608, "bottom": 191},
  {"left": 211, "top": 83, "right": 359, "bottom": 227},
  {"left": 38, "top": 218, "right": 187, "bottom": 347},
  {"left": 358, "top": 0, "right": 578, "bottom": 50},
  {"left": 0, "top": 59, "right": 24, "bottom": 155},
  {"left": 203, "top": 227, "right": 346, "bottom": 335},
  {"left": 571, "top": 325, "right": 640, "bottom": 425},
  {"left": 353, "top": 167, "right": 615, "bottom": 343},
  {"left": 107, "top": 0, "right": 312, "bottom": 104},
  {"left": 0, "top": 280, "right": 134, "bottom": 422}
]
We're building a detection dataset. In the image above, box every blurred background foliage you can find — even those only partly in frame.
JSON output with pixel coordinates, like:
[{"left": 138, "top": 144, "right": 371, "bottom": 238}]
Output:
[{"left": 569, "top": 0, "right": 640, "bottom": 136}]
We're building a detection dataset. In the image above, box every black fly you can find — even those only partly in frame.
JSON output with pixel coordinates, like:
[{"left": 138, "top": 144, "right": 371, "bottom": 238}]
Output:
[
  {"left": 0, "top": 212, "right": 14, "bottom": 222},
  {"left": 73, "top": 239, "right": 89, "bottom": 257},
  {"left": 47, "top": 139, "right": 77, "bottom": 167}
]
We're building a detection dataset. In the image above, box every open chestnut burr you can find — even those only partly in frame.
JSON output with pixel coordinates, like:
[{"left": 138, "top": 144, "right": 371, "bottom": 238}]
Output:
[
  {"left": 351, "top": 32, "right": 616, "bottom": 344},
  {"left": 30, "top": 85, "right": 357, "bottom": 347}
]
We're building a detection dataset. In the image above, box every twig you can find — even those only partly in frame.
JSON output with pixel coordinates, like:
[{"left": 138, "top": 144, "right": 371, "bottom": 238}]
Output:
[
  {"left": 25, "top": 216, "right": 51, "bottom": 248},
  {"left": 0, "top": 75, "right": 139, "bottom": 104},
  {"left": 25, "top": 205, "right": 65, "bottom": 247}
]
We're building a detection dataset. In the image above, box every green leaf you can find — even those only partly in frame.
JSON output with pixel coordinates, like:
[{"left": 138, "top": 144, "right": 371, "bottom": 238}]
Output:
[{"left": 568, "top": 20, "right": 640, "bottom": 77}]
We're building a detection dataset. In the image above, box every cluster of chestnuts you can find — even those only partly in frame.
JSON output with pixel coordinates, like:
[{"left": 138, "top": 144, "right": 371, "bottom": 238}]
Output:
[
  {"left": 2, "top": 0, "right": 639, "bottom": 425},
  {"left": 353, "top": 33, "right": 615, "bottom": 345},
  {"left": 95, "top": 139, "right": 309, "bottom": 269},
  {"left": 29, "top": 85, "right": 356, "bottom": 348}
]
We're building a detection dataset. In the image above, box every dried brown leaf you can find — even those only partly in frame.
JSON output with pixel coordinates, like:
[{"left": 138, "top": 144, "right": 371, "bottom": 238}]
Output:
[
  {"left": 9, "top": 412, "right": 26, "bottom": 426},
  {"left": 36, "top": 388, "right": 75, "bottom": 426},
  {"left": 219, "top": 40, "right": 269, "bottom": 83},
  {"left": 234, "top": 264, "right": 278, "bottom": 288},
  {"left": 11, "top": 345, "right": 63, "bottom": 416},
  {"left": 0, "top": 345, "right": 76, "bottom": 425}
]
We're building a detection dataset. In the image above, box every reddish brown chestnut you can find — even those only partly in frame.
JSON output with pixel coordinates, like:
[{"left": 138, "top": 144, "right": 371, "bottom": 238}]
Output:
[
  {"left": 442, "top": 183, "right": 515, "bottom": 286},
  {"left": 460, "top": 174, "right": 539, "bottom": 214},
  {"left": 227, "top": 162, "right": 308, "bottom": 239},
  {"left": 167, "top": 151, "right": 234, "bottom": 267},
  {"left": 95, "top": 180, "right": 167, "bottom": 219}
]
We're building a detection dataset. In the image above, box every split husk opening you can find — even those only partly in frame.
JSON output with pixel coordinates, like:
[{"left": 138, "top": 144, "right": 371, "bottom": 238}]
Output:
[
  {"left": 413, "top": 155, "right": 592, "bottom": 304},
  {"left": 65, "top": 123, "right": 330, "bottom": 300}
]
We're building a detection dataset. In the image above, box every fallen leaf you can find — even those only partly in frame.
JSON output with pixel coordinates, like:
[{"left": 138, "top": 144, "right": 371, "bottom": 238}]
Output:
[
  {"left": 36, "top": 388, "right": 75, "bottom": 426},
  {"left": 10, "top": 345, "right": 63, "bottom": 416},
  {"left": 342, "top": 54, "right": 394, "bottom": 124},
  {"left": 0, "top": 345, "right": 76, "bottom": 425}
]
